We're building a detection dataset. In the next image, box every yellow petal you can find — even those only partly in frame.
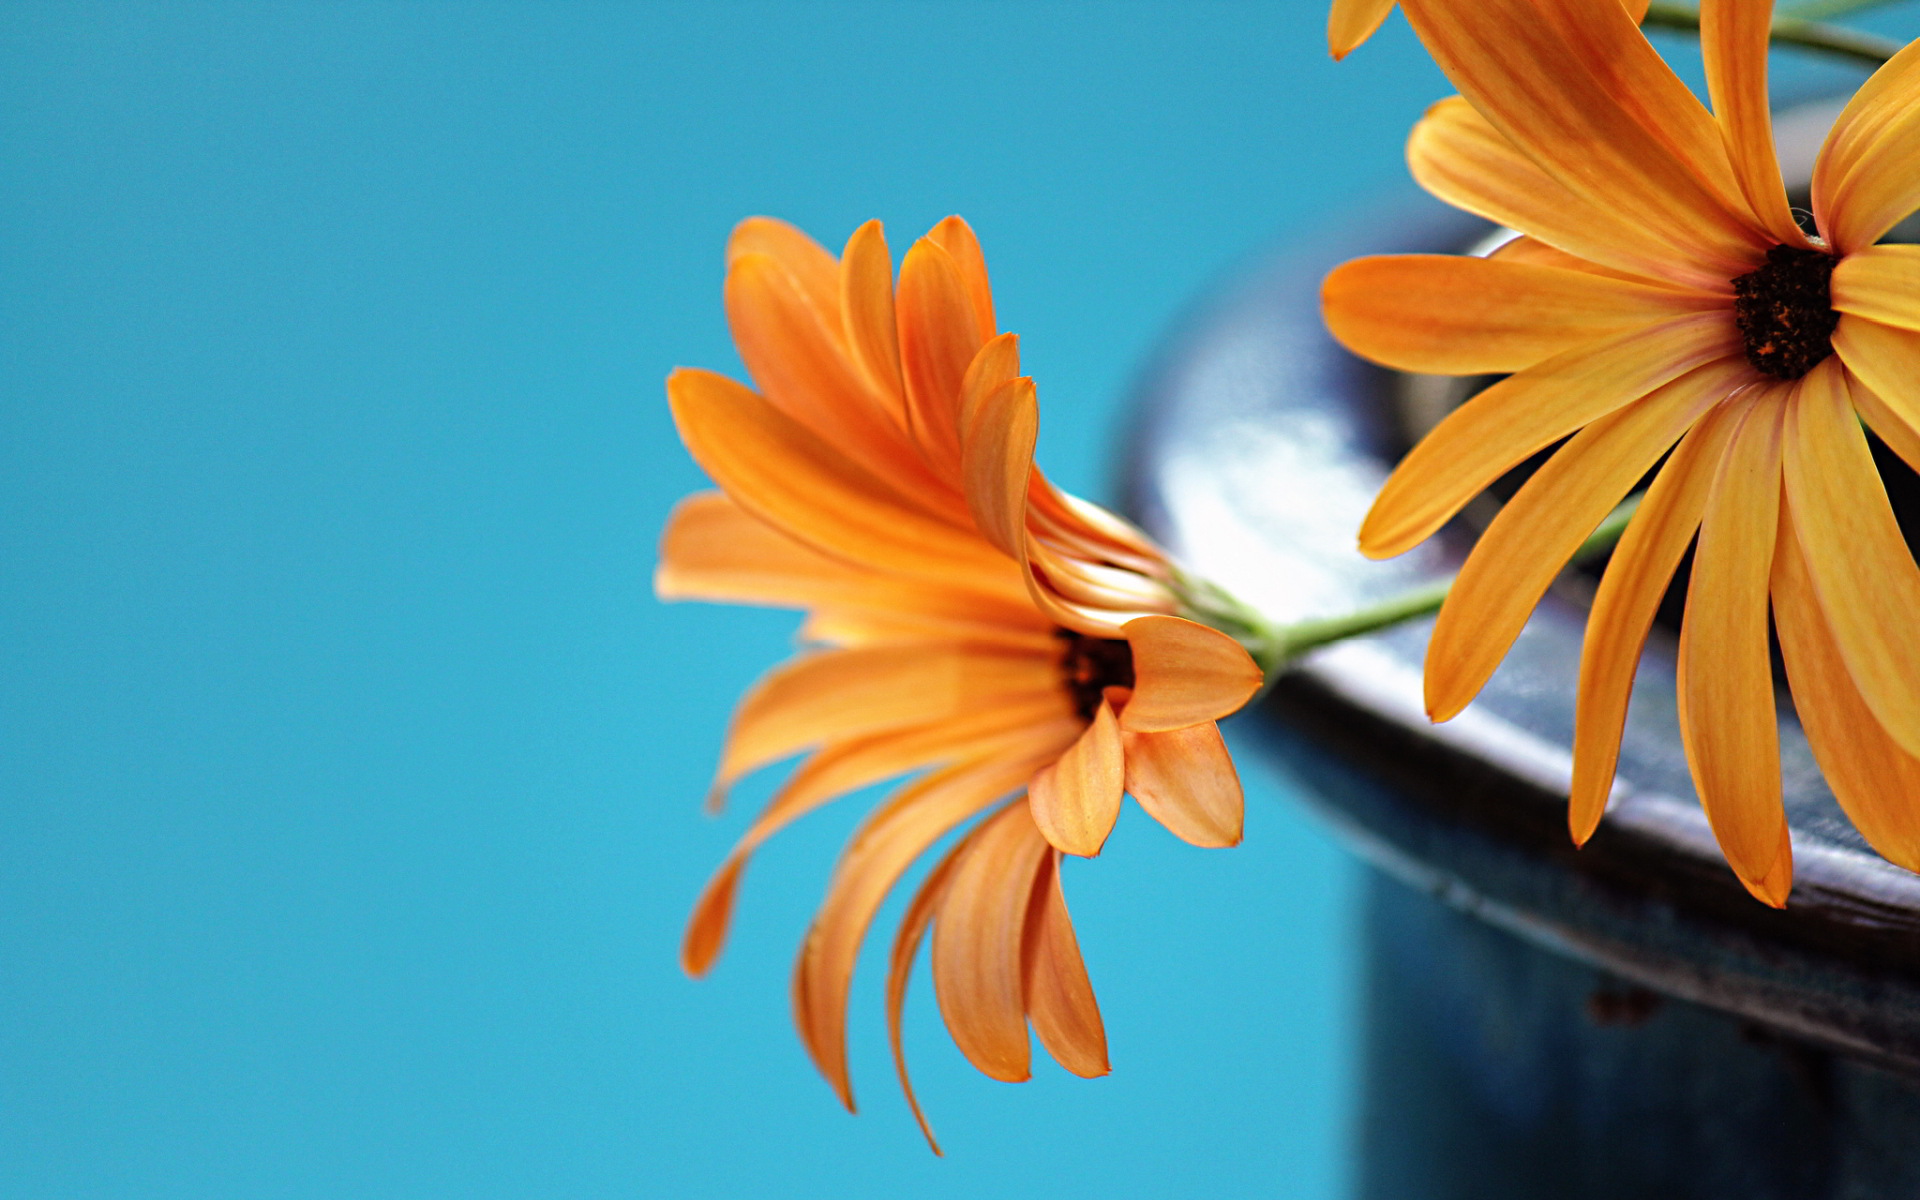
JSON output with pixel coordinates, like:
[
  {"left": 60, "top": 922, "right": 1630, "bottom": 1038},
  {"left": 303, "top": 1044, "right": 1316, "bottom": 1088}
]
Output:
[
  {"left": 1570, "top": 402, "right": 1742, "bottom": 843},
  {"left": 1425, "top": 358, "right": 1740, "bottom": 722},
  {"left": 667, "top": 367, "right": 1012, "bottom": 583},
  {"left": 1677, "top": 393, "right": 1791, "bottom": 906},
  {"left": 1022, "top": 851, "right": 1109, "bottom": 1077},
  {"left": 1028, "top": 699, "right": 1125, "bottom": 857},
  {"left": 714, "top": 644, "right": 1056, "bottom": 792},
  {"left": 931, "top": 801, "right": 1051, "bottom": 1083},
  {"left": 1359, "top": 314, "right": 1738, "bottom": 559},
  {"left": 1701, "top": 0, "right": 1806, "bottom": 245},
  {"left": 885, "top": 833, "right": 969, "bottom": 1156},
  {"left": 1813, "top": 37, "right": 1920, "bottom": 253},
  {"left": 1409, "top": 98, "right": 1718, "bottom": 289},
  {"left": 926, "top": 217, "right": 996, "bottom": 341},
  {"left": 1398, "top": 0, "right": 1759, "bottom": 279},
  {"left": 1121, "top": 720, "right": 1244, "bottom": 848},
  {"left": 1833, "top": 317, "right": 1920, "bottom": 475},
  {"left": 839, "top": 220, "right": 907, "bottom": 414},
  {"left": 1328, "top": 0, "right": 1395, "bottom": 59},
  {"left": 1772, "top": 514, "right": 1920, "bottom": 873},
  {"left": 1323, "top": 253, "right": 1715, "bottom": 376},
  {"left": 796, "top": 740, "right": 1073, "bottom": 1108},
  {"left": 959, "top": 375, "right": 1037, "bottom": 561},
  {"left": 1781, "top": 360, "right": 1920, "bottom": 760},
  {"left": 897, "top": 238, "right": 984, "bottom": 473},
  {"left": 1119, "top": 615, "right": 1263, "bottom": 733},
  {"left": 727, "top": 216, "right": 840, "bottom": 320},
  {"left": 1831, "top": 246, "right": 1920, "bottom": 334}
]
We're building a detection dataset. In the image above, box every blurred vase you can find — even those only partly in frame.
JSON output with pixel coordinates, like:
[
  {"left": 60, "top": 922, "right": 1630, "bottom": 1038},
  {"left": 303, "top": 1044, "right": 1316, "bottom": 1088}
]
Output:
[{"left": 1123, "top": 101, "right": 1920, "bottom": 1199}]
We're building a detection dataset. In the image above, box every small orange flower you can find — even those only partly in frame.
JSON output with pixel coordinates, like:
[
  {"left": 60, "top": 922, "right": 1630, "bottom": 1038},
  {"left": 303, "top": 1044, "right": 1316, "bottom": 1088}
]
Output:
[
  {"left": 662, "top": 216, "right": 1262, "bottom": 1148},
  {"left": 1322, "top": 0, "right": 1920, "bottom": 904},
  {"left": 1327, "top": 0, "right": 1649, "bottom": 59}
]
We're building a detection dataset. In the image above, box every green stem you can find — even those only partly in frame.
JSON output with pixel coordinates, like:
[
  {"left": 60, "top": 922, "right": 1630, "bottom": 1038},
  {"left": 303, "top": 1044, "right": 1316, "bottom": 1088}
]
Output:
[
  {"left": 1222, "top": 494, "right": 1643, "bottom": 680},
  {"left": 1783, "top": 0, "right": 1904, "bottom": 23},
  {"left": 1642, "top": 2, "right": 1902, "bottom": 67}
]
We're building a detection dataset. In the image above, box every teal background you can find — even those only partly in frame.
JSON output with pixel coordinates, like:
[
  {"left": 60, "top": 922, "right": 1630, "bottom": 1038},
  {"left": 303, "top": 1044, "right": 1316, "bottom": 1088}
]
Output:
[{"left": 0, "top": 3, "right": 1904, "bottom": 1197}]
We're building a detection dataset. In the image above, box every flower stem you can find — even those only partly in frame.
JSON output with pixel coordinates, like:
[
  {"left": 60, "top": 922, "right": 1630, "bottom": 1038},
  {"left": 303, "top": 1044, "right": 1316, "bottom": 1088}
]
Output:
[
  {"left": 1211, "top": 494, "right": 1644, "bottom": 681},
  {"left": 1782, "top": 0, "right": 1904, "bottom": 23},
  {"left": 1641, "top": 2, "right": 1902, "bottom": 68}
]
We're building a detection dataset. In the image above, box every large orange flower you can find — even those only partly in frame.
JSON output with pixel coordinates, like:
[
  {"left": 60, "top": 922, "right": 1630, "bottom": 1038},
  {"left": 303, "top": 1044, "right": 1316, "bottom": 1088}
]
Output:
[
  {"left": 1321, "top": 0, "right": 1920, "bottom": 904},
  {"left": 661, "top": 216, "right": 1262, "bottom": 1147},
  {"left": 1326, "top": 0, "right": 1649, "bottom": 59}
]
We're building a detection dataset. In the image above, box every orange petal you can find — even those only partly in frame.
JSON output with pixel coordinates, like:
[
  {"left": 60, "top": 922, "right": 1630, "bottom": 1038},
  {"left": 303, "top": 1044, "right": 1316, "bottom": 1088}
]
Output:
[
  {"left": 1323, "top": 253, "right": 1715, "bottom": 376},
  {"left": 1119, "top": 615, "right": 1263, "bottom": 733},
  {"left": 1121, "top": 720, "right": 1244, "bottom": 848},
  {"left": 796, "top": 739, "right": 1074, "bottom": 1108},
  {"left": 960, "top": 375, "right": 1037, "bottom": 561},
  {"left": 897, "top": 238, "right": 984, "bottom": 474},
  {"left": 885, "top": 831, "right": 971, "bottom": 1156},
  {"left": 1425, "top": 357, "right": 1740, "bottom": 721},
  {"left": 1488, "top": 235, "right": 1676, "bottom": 286},
  {"left": 1781, "top": 359, "right": 1920, "bottom": 760},
  {"left": 682, "top": 857, "right": 746, "bottom": 978},
  {"left": 926, "top": 217, "right": 996, "bottom": 341},
  {"left": 1021, "top": 851, "right": 1109, "bottom": 1077},
  {"left": 667, "top": 367, "right": 1012, "bottom": 584},
  {"left": 1358, "top": 313, "right": 1738, "bottom": 559},
  {"left": 931, "top": 801, "right": 1051, "bottom": 1083},
  {"left": 1813, "top": 37, "right": 1920, "bottom": 253},
  {"left": 1700, "top": 0, "right": 1805, "bottom": 245},
  {"left": 839, "top": 220, "right": 907, "bottom": 415},
  {"left": 1830, "top": 246, "right": 1920, "bottom": 334},
  {"left": 1569, "top": 401, "right": 1742, "bottom": 843},
  {"left": 727, "top": 216, "right": 840, "bottom": 320},
  {"left": 1772, "top": 514, "right": 1920, "bottom": 873},
  {"left": 1833, "top": 317, "right": 1920, "bottom": 475},
  {"left": 1028, "top": 699, "right": 1126, "bottom": 857},
  {"left": 1328, "top": 0, "right": 1395, "bottom": 59},
  {"left": 1677, "top": 393, "right": 1791, "bottom": 906},
  {"left": 1408, "top": 97, "right": 1718, "bottom": 290},
  {"left": 1398, "top": 0, "right": 1759, "bottom": 280},
  {"left": 714, "top": 644, "right": 1056, "bottom": 792}
]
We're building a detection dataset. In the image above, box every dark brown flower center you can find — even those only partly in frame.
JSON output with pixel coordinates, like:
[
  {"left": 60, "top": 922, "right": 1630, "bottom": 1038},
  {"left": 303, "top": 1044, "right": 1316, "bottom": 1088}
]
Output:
[
  {"left": 1056, "top": 629, "right": 1134, "bottom": 720},
  {"left": 1732, "top": 244, "right": 1840, "bottom": 379}
]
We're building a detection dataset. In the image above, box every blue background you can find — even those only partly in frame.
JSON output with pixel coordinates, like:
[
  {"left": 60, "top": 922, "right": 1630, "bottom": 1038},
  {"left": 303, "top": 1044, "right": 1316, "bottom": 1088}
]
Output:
[{"left": 0, "top": 3, "right": 1904, "bottom": 1197}]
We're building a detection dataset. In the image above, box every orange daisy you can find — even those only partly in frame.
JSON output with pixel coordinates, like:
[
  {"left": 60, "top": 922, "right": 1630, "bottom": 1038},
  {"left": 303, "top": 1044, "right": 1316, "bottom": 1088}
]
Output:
[
  {"left": 661, "top": 216, "right": 1263, "bottom": 1148},
  {"left": 1326, "top": 0, "right": 1649, "bottom": 60},
  {"left": 1321, "top": 0, "right": 1920, "bottom": 905}
]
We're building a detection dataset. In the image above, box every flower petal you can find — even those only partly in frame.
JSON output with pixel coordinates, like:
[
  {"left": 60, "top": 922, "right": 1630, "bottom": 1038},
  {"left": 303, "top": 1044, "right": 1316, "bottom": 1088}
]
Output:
[
  {"left": 839, "top": 219, "right": 907, "bottom": 413},
  {"left": 931, "top": 801, "right": 1052, "bottom": 1083},
  {"left": 1678, "top": 393, "right": 1791, "bottom": 906},
  {"left": 727, "top": 216, "right": 840, "bottom": 320},
  {"left": 1570, "top": 401, "right": 1742, "bottom": 843},
  {"left": 1489, "top": 235, "right": 1676, "bottom": 286},
  {"left": 886, "top": 835, "right": 966, "bottom": 1156},
  {"left": 1831, "top": 246, "right": 1920, "bottom": 334},
  {"left": 1398, "top": 0, "right": 1759, "bottom": 280},
  {"left": 1408, "top": 97, "right": 1719, "bottom": 289},
  {"left": 1782, "top": 359, "right": 1920, "bottom": 760},
  {"left": 1022, "top": 851, "right": 1109, "bottom": 1077},
  {"left": 1425, "top": 358, "right": 1741, "bottom": 722},
  {"left": 1323, "top": 253, "right": 1716, "bottom": 376},
  {"left": 1328, "top": 0, "right": 1395, "bottom": 59},
  {"left": 1834, "top": 316, "right": 1920, "bottom": 474},
  {"left": 1119, "top": 615, "right": 1263, "bottom": 733},
  {"left": 1028, "top": 699, "right": 1125, "bottom": 857},
  {"left": 1813, "top": 37, "right": 1920, "bottom": 253},
  {"left": 960, "top": 374, "right": 1037, "bottom": 561},
  {"left": 714, "top": 644, "right": 1057, "bottom": 792},
  {"left": 1359, "top": 313, "right": 1739, "bottom": 559},
  {"left": 1772, "top": 514, "right": 1920, "bottom": 873},
  {"left": 897, "top": 237, "right": 985, "bottom": 473},
  {"left": 1121, "top": 720, "right": 1244, "bottom": 848},
  {"left": 795, "top": 742, "right": 1071, "bottom": 1108},
  {"left": 926, "top": 217, "right": 996, "bottom": 341},
  {"left": 1700, "top": 0, "right": 1805, "bottom": 245},
  {"left": 667, "top": 367, "right": 1012, "bottom": 583}
]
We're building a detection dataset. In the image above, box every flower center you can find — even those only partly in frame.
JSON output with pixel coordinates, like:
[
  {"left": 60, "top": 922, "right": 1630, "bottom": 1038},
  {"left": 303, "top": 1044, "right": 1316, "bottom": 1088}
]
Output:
[
  {"left": 1056, "top": 629, "right": 1134, "bottom": 720},
  {"left": 1731, "top": 244, "right": 1840, "bottom": 380}
]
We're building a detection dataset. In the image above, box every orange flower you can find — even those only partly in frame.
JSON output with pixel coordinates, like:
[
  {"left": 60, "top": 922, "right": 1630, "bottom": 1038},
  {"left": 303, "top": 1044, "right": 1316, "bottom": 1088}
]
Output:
[
  {"left": 661, "top": 216, "right": 1263, "bottom": 1148},
  {"left": 1321, "top": 0, "right": 1920, "bottom": 905},
  {"left": 1326, "top": 0, "right": 1649, "bottom": 59}
]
